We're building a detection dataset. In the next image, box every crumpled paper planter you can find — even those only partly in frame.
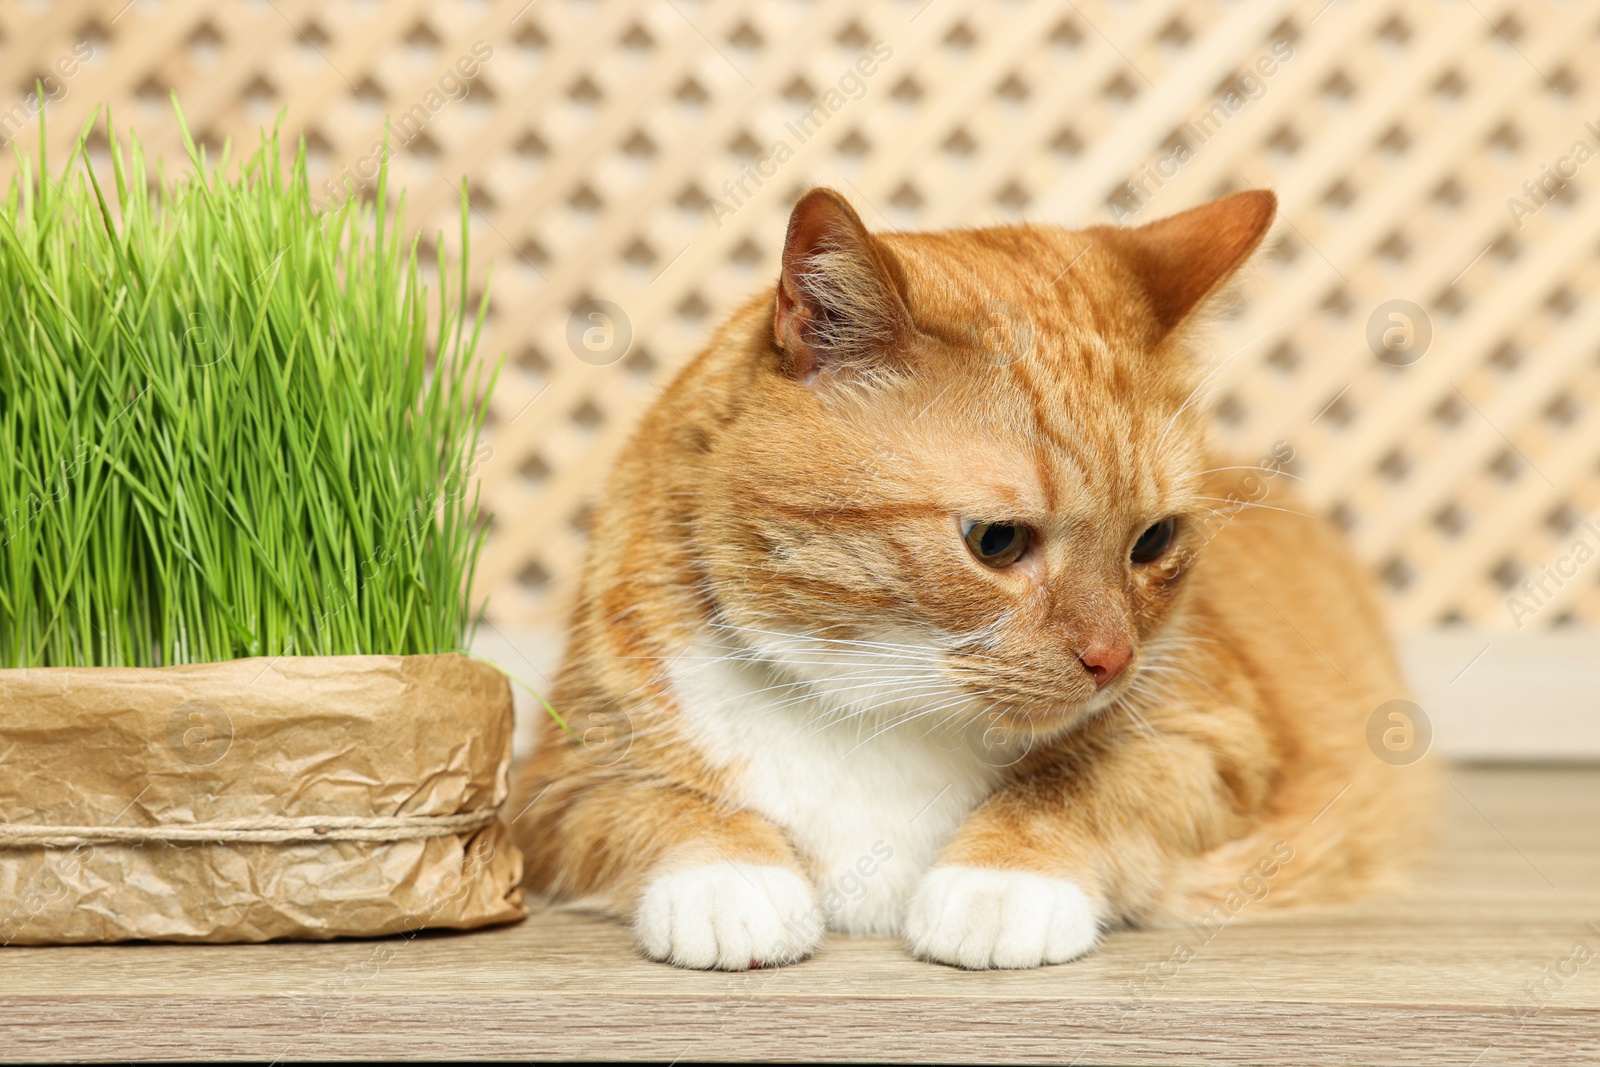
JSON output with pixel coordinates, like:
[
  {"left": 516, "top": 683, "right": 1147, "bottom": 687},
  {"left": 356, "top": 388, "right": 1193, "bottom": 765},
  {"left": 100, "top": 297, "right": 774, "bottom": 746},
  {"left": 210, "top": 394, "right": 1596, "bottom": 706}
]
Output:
[{"left": 0, "top": 653, "right": 525, "bottom": 944}]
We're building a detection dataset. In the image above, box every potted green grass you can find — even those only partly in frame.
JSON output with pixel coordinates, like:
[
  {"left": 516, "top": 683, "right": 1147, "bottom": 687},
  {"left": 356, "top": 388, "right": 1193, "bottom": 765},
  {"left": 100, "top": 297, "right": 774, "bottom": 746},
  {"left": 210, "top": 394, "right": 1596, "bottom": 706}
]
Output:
[{"left": 0, "top": 105, "right": 521, "bottom": 944}]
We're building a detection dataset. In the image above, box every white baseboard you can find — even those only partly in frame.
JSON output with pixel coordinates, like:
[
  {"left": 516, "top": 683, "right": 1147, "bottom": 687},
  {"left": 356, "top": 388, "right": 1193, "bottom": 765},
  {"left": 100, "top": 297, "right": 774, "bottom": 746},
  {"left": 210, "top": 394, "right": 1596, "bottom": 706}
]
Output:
[
  {"left": 1398, "top": 631, "right": 1599, "bottom": 761},
  {"left": 471, "top": 627, "right": 1599, "bottom": 763}
]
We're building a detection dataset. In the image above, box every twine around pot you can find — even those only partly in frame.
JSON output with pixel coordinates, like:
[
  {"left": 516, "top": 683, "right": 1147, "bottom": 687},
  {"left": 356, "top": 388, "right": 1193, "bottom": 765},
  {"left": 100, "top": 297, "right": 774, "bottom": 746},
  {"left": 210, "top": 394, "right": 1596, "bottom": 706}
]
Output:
[{"left": 0, "top": 809, "right": 500, "bottom": 848}]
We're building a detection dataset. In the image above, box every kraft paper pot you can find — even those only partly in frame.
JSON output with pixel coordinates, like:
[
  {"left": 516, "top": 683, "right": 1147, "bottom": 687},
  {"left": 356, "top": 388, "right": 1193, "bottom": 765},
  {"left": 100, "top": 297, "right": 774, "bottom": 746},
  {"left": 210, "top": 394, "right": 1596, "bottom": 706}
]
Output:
[{"left": 0, "top": 653, "right": 525, "bottom": 944}]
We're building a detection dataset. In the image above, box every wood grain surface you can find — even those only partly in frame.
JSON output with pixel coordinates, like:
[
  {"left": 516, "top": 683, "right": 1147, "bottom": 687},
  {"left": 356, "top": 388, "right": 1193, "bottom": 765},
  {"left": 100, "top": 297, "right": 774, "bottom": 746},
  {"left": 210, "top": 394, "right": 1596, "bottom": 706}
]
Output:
[{"left": 3, "top": 764, "right": 1598, "bottom": 1064}]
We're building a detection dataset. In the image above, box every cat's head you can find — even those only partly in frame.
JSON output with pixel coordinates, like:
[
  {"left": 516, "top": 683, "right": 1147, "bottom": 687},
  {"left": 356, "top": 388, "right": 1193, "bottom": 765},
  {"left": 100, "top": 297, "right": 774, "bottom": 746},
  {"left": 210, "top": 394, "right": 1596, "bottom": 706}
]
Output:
[{"left": 696, "top": 188, "right": 1275, "bottom": 740}]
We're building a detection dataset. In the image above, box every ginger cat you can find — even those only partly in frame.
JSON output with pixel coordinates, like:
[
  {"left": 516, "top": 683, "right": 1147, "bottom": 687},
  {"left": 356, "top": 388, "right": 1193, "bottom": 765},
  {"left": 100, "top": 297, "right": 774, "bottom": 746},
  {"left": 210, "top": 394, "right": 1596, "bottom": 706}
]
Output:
[{"left": 512, "top": 188, "right": 1431, "bottom": 970}]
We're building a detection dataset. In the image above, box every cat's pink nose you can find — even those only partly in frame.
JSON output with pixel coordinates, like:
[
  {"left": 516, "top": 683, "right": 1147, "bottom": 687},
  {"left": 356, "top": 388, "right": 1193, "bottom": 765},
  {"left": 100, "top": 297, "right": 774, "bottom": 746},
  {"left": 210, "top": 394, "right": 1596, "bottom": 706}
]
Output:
[{"left": 1079, "top": 639, "right": 1132, "bottom": 689}]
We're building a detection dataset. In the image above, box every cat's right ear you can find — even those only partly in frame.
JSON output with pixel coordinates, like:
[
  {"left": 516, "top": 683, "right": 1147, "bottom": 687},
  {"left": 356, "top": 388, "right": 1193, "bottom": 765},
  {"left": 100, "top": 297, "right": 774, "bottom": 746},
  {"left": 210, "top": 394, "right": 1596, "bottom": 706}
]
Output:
[
  {"left": 774, "top": 188, "right": 910, "bottom": 381},
  {"left": 1094, "top": 189, "right": 1277, "bottom": 338}
]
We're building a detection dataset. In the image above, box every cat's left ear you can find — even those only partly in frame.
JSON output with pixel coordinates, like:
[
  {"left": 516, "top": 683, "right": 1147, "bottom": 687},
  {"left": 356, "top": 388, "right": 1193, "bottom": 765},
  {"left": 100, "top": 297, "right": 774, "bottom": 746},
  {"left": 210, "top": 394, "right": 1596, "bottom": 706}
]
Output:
[
  {"left": 1095, "top": 190, "right": 1277, "bottom": 337},
  {"left": 774, "top": 188, "right": 911, "bottom": 381}
]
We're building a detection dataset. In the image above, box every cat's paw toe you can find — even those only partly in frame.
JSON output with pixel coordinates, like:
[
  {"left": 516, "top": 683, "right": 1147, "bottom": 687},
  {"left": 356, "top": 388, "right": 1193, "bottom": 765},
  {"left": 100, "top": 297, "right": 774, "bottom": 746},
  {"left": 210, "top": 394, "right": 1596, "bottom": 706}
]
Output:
[
  {"left": 904, "top": 866, "right": 1098, "bottom": 969},
  {"left": 634, "top": 862, "right": 821, "bottom": 970}
]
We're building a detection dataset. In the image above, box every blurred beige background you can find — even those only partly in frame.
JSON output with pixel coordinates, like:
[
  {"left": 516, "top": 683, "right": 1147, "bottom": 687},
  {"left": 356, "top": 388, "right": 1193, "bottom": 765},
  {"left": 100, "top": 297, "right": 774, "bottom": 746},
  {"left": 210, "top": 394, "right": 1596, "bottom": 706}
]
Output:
[{"left": 5, "top": 0, "right": 1600, "bottom": 647}]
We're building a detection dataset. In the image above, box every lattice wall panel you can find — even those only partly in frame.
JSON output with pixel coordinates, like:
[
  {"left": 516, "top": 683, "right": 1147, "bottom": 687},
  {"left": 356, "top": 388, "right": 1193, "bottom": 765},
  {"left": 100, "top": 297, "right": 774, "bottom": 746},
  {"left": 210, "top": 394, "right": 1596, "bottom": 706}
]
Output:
[{"left": 4, "top": 0, "right": 1600, "bottom": 633}]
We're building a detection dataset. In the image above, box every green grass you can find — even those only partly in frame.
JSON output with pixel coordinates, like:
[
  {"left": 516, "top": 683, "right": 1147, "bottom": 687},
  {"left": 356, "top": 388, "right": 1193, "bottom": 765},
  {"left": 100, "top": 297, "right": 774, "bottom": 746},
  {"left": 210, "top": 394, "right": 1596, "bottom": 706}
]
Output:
[{"left": 0, "top": 103, "right": 499, "bottom": 668}]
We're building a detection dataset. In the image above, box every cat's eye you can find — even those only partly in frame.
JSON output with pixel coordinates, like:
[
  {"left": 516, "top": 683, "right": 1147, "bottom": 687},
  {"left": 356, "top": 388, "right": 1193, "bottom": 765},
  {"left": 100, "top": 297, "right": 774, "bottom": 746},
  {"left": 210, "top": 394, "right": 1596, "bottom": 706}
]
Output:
[
  {"left": 964, "top": 521, "right": 1031, "bottom": 568},
  {"left": 1130, "top": 518, "right": 1177, "bottom": 564}
]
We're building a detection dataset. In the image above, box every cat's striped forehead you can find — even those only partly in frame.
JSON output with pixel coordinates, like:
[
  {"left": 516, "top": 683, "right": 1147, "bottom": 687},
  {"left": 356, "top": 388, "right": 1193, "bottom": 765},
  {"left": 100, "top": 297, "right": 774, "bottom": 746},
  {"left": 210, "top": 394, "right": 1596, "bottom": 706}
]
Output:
[
  {"left": 861, "top": 224, "right": 1206, "bottom": 514},
  {"left": 879, "top": 225, "right": 1175, "bottom": 359},
  {"left": 868, "top": 370, "right": 1200, "bottom": 532}
]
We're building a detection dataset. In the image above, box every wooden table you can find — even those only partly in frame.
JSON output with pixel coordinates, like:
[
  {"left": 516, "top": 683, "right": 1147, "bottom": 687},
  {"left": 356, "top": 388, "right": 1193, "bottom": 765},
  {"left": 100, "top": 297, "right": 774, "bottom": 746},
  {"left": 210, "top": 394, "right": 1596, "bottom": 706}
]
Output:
[{"left": 4, "top": 764, "right": 1598, "bottom": 1065}]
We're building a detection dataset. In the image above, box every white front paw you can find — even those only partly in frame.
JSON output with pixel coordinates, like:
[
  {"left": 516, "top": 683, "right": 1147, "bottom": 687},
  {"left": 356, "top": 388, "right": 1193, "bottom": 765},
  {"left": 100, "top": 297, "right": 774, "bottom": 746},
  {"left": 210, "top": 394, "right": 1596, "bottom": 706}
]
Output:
[
  {"left": 634, "top": 862, "right": 822, "bottom": 970},
  {"left": 904, "top": 866, "right": 1099, "bottom": 969}
]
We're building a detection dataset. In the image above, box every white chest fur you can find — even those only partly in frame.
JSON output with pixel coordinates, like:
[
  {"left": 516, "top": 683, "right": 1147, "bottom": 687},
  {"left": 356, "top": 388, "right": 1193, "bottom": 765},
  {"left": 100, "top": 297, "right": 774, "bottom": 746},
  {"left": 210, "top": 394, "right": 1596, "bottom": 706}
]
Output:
[{"left": 668, "top": 640, "right": 1014, "bottom": 934}]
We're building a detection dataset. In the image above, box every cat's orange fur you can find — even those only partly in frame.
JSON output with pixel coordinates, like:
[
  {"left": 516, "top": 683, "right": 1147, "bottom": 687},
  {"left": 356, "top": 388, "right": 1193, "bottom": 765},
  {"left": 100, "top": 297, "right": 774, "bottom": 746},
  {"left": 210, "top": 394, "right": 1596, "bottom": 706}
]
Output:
[{"left": 512, "top": 188, "right": 1434, "bottom": 970}]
